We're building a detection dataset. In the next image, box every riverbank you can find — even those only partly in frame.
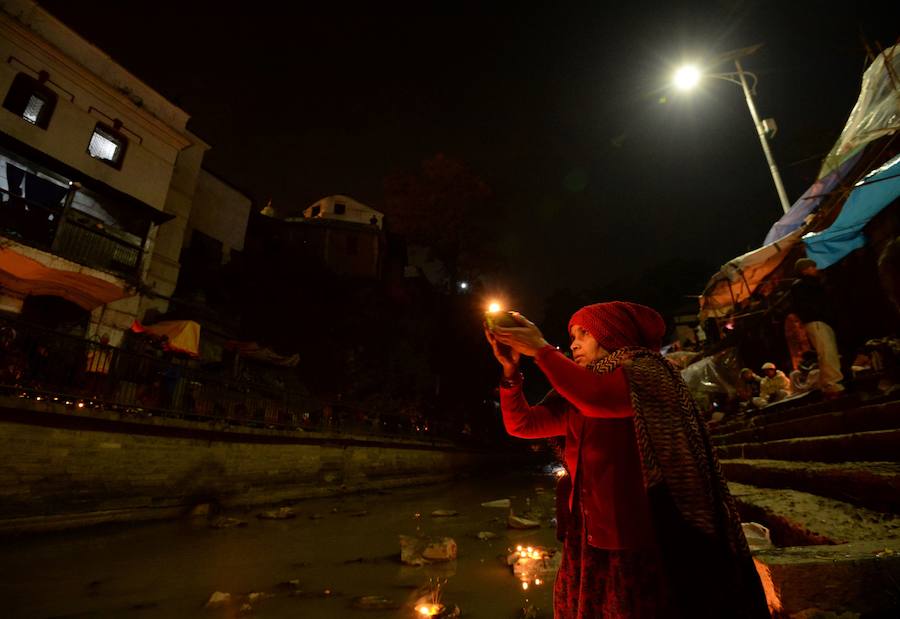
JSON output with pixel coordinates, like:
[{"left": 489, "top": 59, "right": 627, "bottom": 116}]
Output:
[{"left": 0, "top": 395, "right": 510, "bottom": 534}]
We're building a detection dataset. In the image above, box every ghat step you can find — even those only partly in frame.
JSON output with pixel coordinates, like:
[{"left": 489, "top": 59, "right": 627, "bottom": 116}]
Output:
[
  {"left": 716, "top": 428, "right": 900, "bottom": 463},
  {"left": 753, "top": 540, "right": 900, "bottom": 616},
  {"left": 722, "top": 460, "right": 900, "bottom": 514},
  {"left": 731, "top": 482, "right": 900, "bottom": 615},
  {"left": 713, "top": 400, "right": 900, "bottom": 447}
]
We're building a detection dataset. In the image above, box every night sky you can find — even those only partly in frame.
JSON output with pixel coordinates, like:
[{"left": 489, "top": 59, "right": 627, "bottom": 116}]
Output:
[{"left": 40, "top": 1, "right": 898, "bottom": 317}]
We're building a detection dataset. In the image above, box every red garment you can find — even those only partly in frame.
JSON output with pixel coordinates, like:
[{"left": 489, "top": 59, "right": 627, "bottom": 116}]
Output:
[{"left": 501, "top": 346, "right": 655, "bottom": 550}]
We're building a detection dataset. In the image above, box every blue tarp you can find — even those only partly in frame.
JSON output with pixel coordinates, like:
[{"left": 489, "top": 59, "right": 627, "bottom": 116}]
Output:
[
  {"left": 802, "top": 154, "right": 900, "bottom": 269},
  {"left": 764, "top": 151, "right": 862, "bottom": 245}
]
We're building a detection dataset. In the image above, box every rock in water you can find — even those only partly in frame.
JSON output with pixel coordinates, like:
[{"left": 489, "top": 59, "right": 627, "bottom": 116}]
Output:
[
  {"left": 399, "top": 535, "right": 428, "bottom": 566},
  {"left": 481, "top": 499, "right": 511, "bottom": 508},
  {"left": 422, "top": 537, "right": 458, "bottom": 561},
  {"left": 430, "top": 509, "right": 459, "bottom": 517},
  {"left": 257, "top": 507, "right": 296, "bottom": 520},
  {"left": 508, "top": 514, "right": 541, "bottom": 529},
  {"left": 400, "top": 535, "right": 457, "bottom": 564},
  {"left": 205, "top": 591, "right": 231, "bottom": 608},
  {"left": 477, "top": 531, "right": 498, "bottom": 540}
]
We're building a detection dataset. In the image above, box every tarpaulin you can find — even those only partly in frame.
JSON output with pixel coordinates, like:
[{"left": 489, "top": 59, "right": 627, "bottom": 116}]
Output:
[
  {"left": 764, "top": 151, "right": 862, "bottom": 245},
  {"left": 699, "top": 228, "right": 804, "bottom": 320},
  {"left": 131, "top": 319, "right": 200, "bottom": 356},
  {"left": 818, "top": 44, "right": 900, "bottom": 179},
  {"left": 681, "top": 347, "right": 742, "bottom": 401},
  {"left": 803, "top": 153, "right": 900, "bottom": 269},
  {"left": 224, "top": 340, "right": 300, "bottom": 367},
  {"left": 0, "top": 246, "right": 129, "bottom": 310}
]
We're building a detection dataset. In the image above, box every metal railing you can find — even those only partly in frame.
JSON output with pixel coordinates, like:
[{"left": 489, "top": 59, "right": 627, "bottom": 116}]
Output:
[
  {"left": 0, "top": 187, "right": 143, "bottom": 280},
  {"left": 0, "top": 316, "right": 463, "bottom": 442}
]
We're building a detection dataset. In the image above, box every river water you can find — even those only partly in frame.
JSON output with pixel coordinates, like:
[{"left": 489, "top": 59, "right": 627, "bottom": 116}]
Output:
[{"left": 0, "top": 469, "right": 560, "bottom": 618}]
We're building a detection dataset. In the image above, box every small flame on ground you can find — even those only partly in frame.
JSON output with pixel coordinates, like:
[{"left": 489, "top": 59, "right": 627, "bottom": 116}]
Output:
[
  {"left": 521, "top": 582, "right": 529, "bottom": 590},
  {"left": 416, "top": 603, "right": 442, "bottom": 616}
]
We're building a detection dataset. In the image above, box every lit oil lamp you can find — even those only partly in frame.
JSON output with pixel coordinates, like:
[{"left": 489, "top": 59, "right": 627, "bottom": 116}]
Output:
[{"left": 413, "top": 578, "right": 459, "bottom": 618}]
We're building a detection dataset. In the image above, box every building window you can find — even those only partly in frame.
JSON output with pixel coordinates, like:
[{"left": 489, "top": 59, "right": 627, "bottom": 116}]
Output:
[
  {"left": 87, "top": 123, "right": 127, "bottom": 169},
  {"left": 311, "top": 204, "right": 321, "bottom": 217},
  {"left": 3, "top": 72, "right": 57, "bottom": 129},
  {"left": 334, "top": 202, "right": 346, "bottom": 215},
  {"left": 346, "top": 236, "right": 358, "bottom": 255}
]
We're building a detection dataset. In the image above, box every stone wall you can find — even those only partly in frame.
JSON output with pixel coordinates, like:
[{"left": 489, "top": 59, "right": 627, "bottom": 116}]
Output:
[{"left": 0, "top": 398, "right": 490, "bottom": 533}]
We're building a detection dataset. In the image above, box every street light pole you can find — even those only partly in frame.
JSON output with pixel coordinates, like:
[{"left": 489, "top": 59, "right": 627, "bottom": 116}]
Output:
[{"left": 734, "top": 58, "right": 792, "bottom": 214}]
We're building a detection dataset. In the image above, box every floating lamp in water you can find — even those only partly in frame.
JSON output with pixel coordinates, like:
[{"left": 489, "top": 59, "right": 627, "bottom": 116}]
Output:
[{"left": 509, "top": 545, "right": 560, "bottom": 590}]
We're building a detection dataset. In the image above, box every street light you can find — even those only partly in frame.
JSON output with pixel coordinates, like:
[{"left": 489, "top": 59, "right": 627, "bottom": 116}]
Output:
[{"left": 673, "top": 46, "right": 791, "bottom": 214}]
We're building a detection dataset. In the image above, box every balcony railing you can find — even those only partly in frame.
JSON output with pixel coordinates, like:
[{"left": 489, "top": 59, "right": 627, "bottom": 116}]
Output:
[
  {"left": 0, "top": 316, "right": 463, "bottom": 442},
  {"left": 0, "top": 186, "right": 143, "bottom": 281}
]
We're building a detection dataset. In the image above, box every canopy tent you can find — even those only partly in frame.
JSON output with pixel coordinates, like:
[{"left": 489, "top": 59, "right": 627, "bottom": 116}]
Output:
[
  {"left": 699, "top": 44, "right": 900, "bottom": 321},
  {"left": 763, "top": 151, "right": 862, "bottom": 245},
  {"left": 803, "top": 153, "right": 900, "bottom": 269},
  {"left": 131, "top": 319, "right": 200, "bottom": 356},
  {"left": 699, "top": 229, "right": 803, "bottom": 320},
  {"left": 224, "top": 340, "right": 300, "bottom": 367},
  {"left": 0, "top": 246, "right": 130, "bottom": 310},
  {"left": 818, "top": 44, "right": 900, "bottom": 180}
]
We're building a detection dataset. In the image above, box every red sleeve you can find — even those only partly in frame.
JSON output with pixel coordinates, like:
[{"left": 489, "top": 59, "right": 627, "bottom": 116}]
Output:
[
  {"left": 534, "top": 346, "right": 633, "bottom": 418},
  {"left": 500, "top": 382, "right": 567, "bottom": 439}
]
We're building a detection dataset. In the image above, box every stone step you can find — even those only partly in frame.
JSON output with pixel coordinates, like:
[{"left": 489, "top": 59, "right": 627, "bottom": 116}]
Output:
[
  {"left": 712, "top": 393, "right": 900, "bottom": 438},
  {"left": 724, "top": 460, "right": 900, "bottom": 514},
  {"left": 730, "top": 482, "right": 900, "bottom": 615},
  {"left": 729, "top": 481, "right": 900, "bottom": 545},
  {"left": 716, "top": 428, "right": 900, "bottom": 463},
  {"left": 713, "top": 401, "right": 900, "bottom": 446},
  {"left": 753, "top": 540, "right": 900, "bottom": 616}
]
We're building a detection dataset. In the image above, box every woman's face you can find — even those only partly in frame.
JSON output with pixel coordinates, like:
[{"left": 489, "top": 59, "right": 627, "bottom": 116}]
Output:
[{"left": 569, "top": 325, "right": 609, "bottom": 366}]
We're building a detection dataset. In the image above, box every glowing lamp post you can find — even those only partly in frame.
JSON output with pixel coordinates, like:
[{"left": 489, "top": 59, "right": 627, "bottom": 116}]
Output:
[{"left": 673, "top": 47, "right": 791, "bottom": 214}]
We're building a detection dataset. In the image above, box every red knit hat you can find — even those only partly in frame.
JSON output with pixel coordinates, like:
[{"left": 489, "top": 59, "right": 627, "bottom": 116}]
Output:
[{"left": 568, "top": 301, "right": 666, "bottom": 351}]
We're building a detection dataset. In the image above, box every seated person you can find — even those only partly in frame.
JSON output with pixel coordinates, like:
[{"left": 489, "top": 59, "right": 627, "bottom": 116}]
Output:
[
  {"left": 753, "top": 362, "right": 792, "bottom": 408},
  {"left": 790, "top": 351, "right": 821, "bottom": 393},
  {"left": 736, "top": 367, "right": 761, "bottom": 411}
]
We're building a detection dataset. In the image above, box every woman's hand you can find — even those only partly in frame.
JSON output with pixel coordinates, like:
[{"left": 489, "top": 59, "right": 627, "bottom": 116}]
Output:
[
  {"left": 484, "top": 325, "right": 520, "bottom": 378},
  {"left": 491, "top": 313, "right": 550, "bottom": 358}
]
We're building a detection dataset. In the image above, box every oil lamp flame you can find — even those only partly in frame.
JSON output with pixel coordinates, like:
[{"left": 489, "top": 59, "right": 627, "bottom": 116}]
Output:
[{"left": 416, "top": 603, "right": 442, "bottom": 616}]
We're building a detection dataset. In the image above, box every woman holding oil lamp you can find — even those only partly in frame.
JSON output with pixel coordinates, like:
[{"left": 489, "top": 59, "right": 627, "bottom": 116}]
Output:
[{"left": 485, "top": 301, "right": 769, "bottom": 618}]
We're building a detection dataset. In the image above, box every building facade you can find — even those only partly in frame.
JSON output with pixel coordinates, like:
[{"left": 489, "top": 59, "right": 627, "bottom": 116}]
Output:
[
  {"left": 0, "top": 0, "right": 208, "bottom": 345},
  {"left": 252, "top": 194, "right": 385, "bottom": 279}
]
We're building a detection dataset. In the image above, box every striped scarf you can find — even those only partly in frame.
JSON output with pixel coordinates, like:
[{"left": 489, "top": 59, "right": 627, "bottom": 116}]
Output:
[{"left": 588, "top": 346, "right": 752, "bottom": 560}]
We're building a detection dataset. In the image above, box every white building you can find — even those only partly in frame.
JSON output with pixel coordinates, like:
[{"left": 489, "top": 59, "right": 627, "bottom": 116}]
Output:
[
  {"left": 298, "top": 194, "right": 383, "bottom": 229},
  {"left": 0, "top": 0, "right": 209, "bottom": 345}
]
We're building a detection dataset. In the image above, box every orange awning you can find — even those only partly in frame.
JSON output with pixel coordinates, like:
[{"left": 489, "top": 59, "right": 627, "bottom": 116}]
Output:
[
  {"left": 131, "top": 319, "right": 200, "bottom": 356},
  {"left": 0, "top": 247, "right": 129, "bottom": 310}
]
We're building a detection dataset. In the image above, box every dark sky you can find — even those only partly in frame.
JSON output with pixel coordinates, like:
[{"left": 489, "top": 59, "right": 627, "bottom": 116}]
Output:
[{"left": 40, "top": 1, "right": 898, "bottom": 317}]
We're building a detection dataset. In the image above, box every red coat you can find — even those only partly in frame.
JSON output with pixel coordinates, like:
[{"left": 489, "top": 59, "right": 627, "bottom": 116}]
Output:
[{"left": 501, "top": 346, "right": 655, "bottom": 550}]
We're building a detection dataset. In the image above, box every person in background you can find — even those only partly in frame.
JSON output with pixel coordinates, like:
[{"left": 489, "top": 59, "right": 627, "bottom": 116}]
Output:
[
  {"left": 790, "top": 351, "right": 821, "bottom": 394},
  {"left": 792, "top": 258, "right": 845, "bottom": 396},
  {"left": 736, "top": 367, "right": 762, "bottom": 411},
  {"left": 486, "top": 301, "right": 769, "bottom": 618},
  {"left": 755, "top": 361, "right": 792, "bottom": 408}
]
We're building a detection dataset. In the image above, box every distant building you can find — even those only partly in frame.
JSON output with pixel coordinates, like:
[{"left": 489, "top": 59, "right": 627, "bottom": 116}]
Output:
[
  {"left": 0, "top": 0, "right": 210, "bottom": 345},
  {"left": 300, "top": 194, "right": 383, "bottom": 229},
  {"left": 251, "top": 195, "right": 385, "bottom": 279}
]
